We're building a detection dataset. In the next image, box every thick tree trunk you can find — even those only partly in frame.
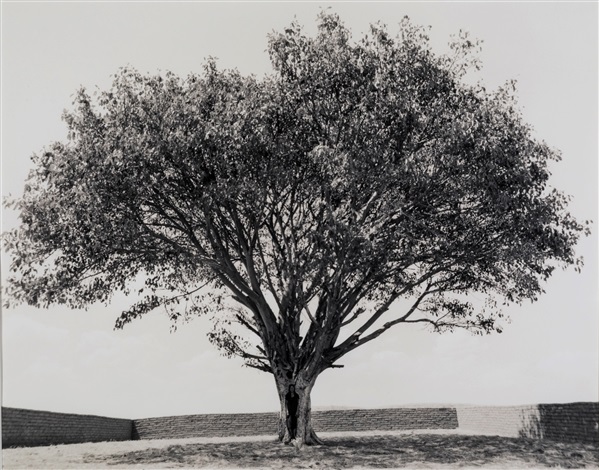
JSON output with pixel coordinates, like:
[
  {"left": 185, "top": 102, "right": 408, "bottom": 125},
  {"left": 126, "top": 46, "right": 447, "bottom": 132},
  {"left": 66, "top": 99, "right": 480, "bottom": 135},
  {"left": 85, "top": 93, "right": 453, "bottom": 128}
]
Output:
[{"left": 275, "top": 374, "right": 323, "bottom": 446}]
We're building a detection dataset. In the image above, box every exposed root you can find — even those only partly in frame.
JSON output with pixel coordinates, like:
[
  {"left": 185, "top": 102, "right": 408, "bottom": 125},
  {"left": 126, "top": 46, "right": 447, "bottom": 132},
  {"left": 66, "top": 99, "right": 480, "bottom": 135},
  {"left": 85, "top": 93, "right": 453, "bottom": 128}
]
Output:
[
  {"left": 282, "top": 428, "right": 324, "bottom": 448},
  {"left": 305, "top": 428, "right": 325, "bottom": 446},
  {"left": 277, "top": 426, "right": 286, "bottom": 442}
]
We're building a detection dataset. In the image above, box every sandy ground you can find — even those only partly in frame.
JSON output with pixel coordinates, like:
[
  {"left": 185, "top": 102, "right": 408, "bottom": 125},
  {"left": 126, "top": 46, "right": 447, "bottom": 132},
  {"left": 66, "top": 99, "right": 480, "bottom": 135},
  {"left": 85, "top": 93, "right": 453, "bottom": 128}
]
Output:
[{"left": 3, "top": 429, "right": 598, "bottom": 469}]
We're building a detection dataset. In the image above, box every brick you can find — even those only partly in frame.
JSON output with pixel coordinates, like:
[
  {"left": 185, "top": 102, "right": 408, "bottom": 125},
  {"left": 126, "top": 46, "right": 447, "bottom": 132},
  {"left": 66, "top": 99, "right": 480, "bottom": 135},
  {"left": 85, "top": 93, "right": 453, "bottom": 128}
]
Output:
[
  {"left": 4, "top": 403, "right": 597, "bottom": 447},
  {"left": 2, "top": 407, "right": 131, "bottom": 448}
]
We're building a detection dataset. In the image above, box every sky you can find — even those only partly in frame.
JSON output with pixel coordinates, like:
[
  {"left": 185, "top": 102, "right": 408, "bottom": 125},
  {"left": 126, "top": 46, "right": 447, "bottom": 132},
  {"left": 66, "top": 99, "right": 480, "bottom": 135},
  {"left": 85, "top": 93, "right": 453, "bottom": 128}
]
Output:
[{"left": 1, "top": 2, "right": 597, "bottom": 420}]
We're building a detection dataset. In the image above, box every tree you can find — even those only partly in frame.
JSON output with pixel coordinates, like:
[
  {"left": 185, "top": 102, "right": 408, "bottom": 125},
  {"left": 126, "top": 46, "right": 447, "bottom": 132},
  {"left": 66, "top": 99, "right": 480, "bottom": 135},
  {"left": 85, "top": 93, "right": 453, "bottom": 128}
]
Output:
[{"left": 3, "top": 13, "right": 590, "bottom": 445}]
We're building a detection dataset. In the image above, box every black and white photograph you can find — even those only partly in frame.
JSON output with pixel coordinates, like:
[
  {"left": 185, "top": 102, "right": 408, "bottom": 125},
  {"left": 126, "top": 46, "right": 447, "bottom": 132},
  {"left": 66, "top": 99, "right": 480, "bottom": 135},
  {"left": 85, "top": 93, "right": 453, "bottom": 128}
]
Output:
[{"left": 1, "top": 1, "right": 597, "bottom": 468}]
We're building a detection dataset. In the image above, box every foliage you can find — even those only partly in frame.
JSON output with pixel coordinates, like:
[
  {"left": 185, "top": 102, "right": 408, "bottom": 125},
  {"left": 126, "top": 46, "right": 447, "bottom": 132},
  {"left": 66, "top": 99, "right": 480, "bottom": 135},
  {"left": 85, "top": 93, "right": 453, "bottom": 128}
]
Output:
[{"left": 3, "top": 13, "right": 589, "bottom": 377}]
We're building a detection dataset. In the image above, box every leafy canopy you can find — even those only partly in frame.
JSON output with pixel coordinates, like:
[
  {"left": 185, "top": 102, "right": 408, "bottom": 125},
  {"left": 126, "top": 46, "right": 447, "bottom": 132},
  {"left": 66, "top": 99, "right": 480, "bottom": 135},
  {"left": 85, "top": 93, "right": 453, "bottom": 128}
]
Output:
[{"left": 4, "top": 13, "right": 589, "bottom": 373}]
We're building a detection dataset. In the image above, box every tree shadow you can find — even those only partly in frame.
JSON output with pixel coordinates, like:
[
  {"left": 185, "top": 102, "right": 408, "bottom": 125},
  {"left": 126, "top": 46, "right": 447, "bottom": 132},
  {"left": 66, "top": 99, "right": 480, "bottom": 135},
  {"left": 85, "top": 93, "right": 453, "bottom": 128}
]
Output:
[
  {"left": 517, "top": 403, "right": 599, "bottom": 445},
  {"left": 518, "top": 407, "right": 543, "bottom": 440},
  {"left": 82, "top": 434, "right": 599, "bottom": 468}
]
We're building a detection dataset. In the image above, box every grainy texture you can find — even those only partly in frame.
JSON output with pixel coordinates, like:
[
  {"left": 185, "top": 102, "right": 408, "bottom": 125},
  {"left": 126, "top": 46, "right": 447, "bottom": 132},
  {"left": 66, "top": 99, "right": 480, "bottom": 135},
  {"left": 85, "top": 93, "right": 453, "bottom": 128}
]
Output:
[
  {"left": 4, "top": 432, "right": 598, "bottom": 469},
  {"left": 132, "top": 412, "right": 280, "bottom": 440},
  {"left": 4, "top": 403, "right": 597, "bottom": 449},
  {"left": 131, "top": 408, "right": 459, "bottom": 440},
  {"left": 311, "top": 408, "right": 458, "bottom": 433},
  {"left": 456, "top": 405, "right": 542, "bottom": 439},
  {"left": 1, "top": 407, "right": 132, "bottom": 448},
  {"left": 538, "top": 403, "right": 599, "bottom": 444},
  {"left": 456, "top": 403, "right": 599, "bottom": 444}
]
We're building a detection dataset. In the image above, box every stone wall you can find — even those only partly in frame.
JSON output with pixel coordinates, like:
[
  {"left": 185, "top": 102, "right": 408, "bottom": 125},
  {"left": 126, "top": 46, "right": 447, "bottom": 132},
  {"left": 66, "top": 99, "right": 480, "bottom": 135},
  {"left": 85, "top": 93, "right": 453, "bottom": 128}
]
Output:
[
  {"left": 538, "top": 403, "right": 598, "bottom": 444},
  {"left": 312, "top": 408, "right": 458, "bottom": 433},
  {"left": 132, "top": 407, "right": 458, "bottom": 440},
  {"left": 3, "top": 403, "right": 597, "bottom": 447},
  {"left": 456, "top": 403, "right": 599, "bottom": 444},
  {"left": 132, "top": 411, "right": 279, "bottom": 440},
  {"left": 1, "top": 407, "right": 132, "bottom": 448},
  {"left": 456, "top": 405, "right": 542, "bottom": 438}
]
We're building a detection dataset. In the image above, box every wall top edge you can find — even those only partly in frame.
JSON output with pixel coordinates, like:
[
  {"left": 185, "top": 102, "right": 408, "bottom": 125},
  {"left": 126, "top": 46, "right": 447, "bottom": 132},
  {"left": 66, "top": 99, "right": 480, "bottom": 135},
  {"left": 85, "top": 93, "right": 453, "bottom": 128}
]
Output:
[{"left": 3, "top": 403, "right": 597, "bottom": 422}]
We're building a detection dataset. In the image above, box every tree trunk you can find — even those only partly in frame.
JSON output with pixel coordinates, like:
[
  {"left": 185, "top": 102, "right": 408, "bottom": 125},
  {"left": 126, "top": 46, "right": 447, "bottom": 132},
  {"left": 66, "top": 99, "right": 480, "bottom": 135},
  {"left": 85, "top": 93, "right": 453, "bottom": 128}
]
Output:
[{"left": 275, "top": 374, "right": 324, "bottom": 446}]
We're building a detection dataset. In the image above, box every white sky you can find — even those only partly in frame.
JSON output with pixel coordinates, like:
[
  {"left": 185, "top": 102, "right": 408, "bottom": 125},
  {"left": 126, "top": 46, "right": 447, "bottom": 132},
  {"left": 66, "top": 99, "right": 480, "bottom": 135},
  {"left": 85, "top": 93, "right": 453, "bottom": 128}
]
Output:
[{"left": 1, "top": 2, "right": 597, "bottom": 420}]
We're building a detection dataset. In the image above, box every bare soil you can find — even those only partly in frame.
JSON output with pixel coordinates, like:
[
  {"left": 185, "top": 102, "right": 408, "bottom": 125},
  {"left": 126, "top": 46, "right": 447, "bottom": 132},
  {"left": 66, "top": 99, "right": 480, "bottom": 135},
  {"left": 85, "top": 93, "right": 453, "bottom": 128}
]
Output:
[{"left": 3, "top": 430, "right": 598, "bottom": 469}]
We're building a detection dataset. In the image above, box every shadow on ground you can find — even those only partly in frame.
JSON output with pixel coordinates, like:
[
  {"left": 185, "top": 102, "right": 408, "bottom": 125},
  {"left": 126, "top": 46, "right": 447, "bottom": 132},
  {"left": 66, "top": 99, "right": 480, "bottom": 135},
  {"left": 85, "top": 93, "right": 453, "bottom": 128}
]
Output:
[{"left": 83, "top": 434, "right": 599, "bottom": 469}]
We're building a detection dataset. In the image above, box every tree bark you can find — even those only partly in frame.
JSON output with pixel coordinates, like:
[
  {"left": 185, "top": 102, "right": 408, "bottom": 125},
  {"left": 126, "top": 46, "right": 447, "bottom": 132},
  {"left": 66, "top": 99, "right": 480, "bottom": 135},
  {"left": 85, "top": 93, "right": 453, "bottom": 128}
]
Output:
[{"left": 275, "top": 374, "right": 324, "bottom": 446}]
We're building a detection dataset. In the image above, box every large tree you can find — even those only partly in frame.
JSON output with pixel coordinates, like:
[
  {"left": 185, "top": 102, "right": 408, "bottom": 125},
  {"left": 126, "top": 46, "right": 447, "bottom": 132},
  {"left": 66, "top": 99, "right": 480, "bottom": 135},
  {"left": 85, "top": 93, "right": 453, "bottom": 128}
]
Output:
[{"left": 3, "top": 13, "right": 589, "bottom": 445}]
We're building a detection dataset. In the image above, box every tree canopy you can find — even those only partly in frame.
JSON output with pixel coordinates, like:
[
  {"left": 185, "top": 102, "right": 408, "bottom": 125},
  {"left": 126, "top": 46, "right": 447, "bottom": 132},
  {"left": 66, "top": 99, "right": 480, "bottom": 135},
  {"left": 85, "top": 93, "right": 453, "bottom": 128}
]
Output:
[{"left": 3, "top": 12, "right": 590, "bottom": 443}]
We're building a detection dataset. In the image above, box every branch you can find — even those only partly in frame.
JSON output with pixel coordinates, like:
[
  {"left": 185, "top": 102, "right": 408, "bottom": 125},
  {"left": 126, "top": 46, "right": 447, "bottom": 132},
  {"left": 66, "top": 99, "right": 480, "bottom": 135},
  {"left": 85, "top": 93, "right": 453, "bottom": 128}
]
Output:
[
  {"left": 350, "top": 285, "right": 432, "bottom": 349},
  {"left": 150, "top": 188, "right": 205, "bottom": 249},
  {"left": 114, "top": 281, "right": 210, "bottom": 329},
  {"left": 297, "top": 284, "right": 318, "bottom": 325},
  {"left": 329, "top": 281, "right": 433, "bottom": 362},
  {"left": 244, "top": 361, "right": 272, "bottom": 373},
  {"left": 255, "top": 231, "right": 283, "bottom": 311},
  {"left": 218, "top": 328, "right": 270, "bottom": 364},
  {"left": 235, "top": 311, "right": 262, "bottom": 338},
  {"left": 340, "top": 307, "right": 365, "bottom": 327}
]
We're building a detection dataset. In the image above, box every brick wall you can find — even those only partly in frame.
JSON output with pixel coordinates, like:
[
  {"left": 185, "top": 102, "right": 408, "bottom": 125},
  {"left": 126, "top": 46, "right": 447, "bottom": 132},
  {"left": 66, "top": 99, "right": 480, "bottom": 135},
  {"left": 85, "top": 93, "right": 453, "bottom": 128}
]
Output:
[
  {"left": 132, "top": 407, "right": 458, "bottom": 440},
  {"left": 456, "top": 403, "right": 599, "bottom": 444},
  {"left": 3, "top": 403, "right": 597, "bottom": 447},
  {"left": 311, "top": 408, "right": 458, "bottom": 433},
  {"left": 538, "top": 403, "right": 599, "bottom": 444},
  {"left": 456, "top": 405, "right": 541, "bottom": 438},
  {"left": 1, "top": 407, "right": 132, "bottom": 448},
  {"left": 132, "top": 412, "right": 280, "bottom": 440}
]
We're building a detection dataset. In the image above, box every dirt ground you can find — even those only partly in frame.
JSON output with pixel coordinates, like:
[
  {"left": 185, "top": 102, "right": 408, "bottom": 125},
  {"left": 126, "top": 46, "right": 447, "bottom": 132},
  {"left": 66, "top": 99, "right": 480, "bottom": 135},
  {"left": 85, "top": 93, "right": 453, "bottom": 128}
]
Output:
[{"left": 3, "top": 430, "right": 598, "bottom": 469}]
